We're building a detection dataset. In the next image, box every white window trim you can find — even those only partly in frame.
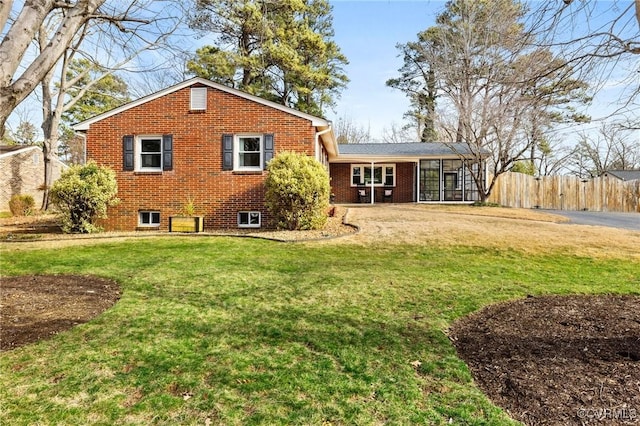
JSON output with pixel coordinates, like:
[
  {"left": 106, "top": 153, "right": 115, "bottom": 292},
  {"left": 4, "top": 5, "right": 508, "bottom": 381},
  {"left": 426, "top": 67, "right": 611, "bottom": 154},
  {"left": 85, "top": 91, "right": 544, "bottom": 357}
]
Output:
[
  {"left": 234, "top": 134, "right": 263, "bottom": 171},
  {"left": 190, "top": 87, "right": 207, "bottom": 110},
  {"left": 351, "top": 164, "right": 396, "bottom": 187},
  {"left": 138, "top": 211, "right": 161, "bottom": 227},
  {"left": 135, "top": 135, "right": 163, "bottom": 172},
  {"left": 238, "top": 211, "right": 261, "bottom": 228}
]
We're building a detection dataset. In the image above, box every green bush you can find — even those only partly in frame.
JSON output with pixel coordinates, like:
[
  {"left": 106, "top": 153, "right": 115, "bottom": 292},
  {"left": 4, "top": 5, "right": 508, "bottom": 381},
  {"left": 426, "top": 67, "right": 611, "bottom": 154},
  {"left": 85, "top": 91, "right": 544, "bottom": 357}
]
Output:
[
  {"left": 511, "top": 161, "right": 535, "bottom": 175},
  {"left": 265, "top": 151, "right": 330, "bottom": 230},
  {"left": 9, "top": 194, "right": 35, "bottom": 216},
  {"left": 50, "top": 161, "right": 119, "bottom": 233}
]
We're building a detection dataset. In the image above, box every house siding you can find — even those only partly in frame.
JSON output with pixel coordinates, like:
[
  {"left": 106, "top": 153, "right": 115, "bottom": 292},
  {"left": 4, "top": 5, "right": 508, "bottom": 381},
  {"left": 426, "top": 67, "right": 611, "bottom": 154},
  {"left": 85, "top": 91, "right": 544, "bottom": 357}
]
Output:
[
  {"left": 85, "top": 84, "right": 318, "bottom": 231},
  {"left": 330, "top": 162, "right": 415, "bottom": 203}
]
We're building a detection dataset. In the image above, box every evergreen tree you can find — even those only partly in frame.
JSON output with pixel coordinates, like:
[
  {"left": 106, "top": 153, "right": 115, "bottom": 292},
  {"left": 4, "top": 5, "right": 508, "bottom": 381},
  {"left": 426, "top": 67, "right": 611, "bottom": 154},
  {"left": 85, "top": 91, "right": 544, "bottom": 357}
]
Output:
[
  {"left": 386, "top": 27, "right": 439, "bottom": 142},
  {"left": 61, "top": 59, "right": 131, "bottom": 126},
  {"left": 187, "top": 0, "right": 348, "bottom": 116}
]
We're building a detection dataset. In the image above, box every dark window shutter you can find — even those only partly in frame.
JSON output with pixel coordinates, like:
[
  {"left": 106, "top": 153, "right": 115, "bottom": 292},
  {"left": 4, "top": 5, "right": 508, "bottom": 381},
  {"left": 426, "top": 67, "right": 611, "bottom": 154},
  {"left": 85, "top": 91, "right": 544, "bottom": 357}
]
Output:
[
  {"left": 263, "top": 133, "right": 274, "bottom": 167},
  {"left": 123, "top": 135, "right": 134, "bottom": 171},
  {"left": 222, "top": 134, "right": 233, "bottom": 170},
  {"left": 162, "top": 134, "right": 173, "bottom": 171}
]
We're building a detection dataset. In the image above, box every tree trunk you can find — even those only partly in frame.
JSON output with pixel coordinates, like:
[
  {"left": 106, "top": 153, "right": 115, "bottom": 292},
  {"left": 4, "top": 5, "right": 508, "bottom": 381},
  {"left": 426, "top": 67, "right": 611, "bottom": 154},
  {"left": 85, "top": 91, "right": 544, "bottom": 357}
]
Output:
[
  {"left": 40, "top": 61, "right": 57, "bottom": 211},
  {"left": 41, "top": 139, "right": 56, "bottom": 210},
  {"left": 0, "top": 0, "right": 106, "bottom": 133}
]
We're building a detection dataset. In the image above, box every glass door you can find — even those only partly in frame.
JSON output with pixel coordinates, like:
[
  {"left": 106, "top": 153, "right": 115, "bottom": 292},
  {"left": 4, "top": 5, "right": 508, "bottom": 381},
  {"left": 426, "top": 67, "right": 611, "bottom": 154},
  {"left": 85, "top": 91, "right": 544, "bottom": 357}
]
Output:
[{"left": 419, "top": 160, "right": 440, "bottom": 201}]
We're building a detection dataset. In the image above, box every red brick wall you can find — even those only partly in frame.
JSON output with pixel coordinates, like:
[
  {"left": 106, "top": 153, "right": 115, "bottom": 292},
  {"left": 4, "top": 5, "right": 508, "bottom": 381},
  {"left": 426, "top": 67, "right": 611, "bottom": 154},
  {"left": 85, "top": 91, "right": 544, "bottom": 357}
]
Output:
[
  {"left": 85, "top": 84, "right": 317, "bottom": 231},
  {"left": 330, "top": 162, "right": 416, "bottom": 203}
]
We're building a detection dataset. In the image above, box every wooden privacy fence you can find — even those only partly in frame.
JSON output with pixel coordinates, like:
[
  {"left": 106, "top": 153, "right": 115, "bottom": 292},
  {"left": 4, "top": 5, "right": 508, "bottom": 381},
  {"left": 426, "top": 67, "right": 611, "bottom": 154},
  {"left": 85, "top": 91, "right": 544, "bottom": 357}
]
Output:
[{"left": 488, "top": 172, "right": 640, "bottom": 213}]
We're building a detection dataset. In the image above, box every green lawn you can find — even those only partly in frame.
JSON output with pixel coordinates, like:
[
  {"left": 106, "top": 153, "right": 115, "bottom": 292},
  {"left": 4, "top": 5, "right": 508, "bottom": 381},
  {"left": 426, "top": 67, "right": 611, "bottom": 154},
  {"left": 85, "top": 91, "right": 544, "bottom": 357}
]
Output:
[{"left": 1, "top": 237, "right": 638, "bottom": 425}]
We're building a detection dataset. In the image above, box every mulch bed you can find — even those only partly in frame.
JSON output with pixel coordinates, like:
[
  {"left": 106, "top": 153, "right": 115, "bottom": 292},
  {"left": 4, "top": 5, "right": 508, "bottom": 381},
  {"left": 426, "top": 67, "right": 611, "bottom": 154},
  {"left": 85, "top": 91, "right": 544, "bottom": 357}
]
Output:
[
  {"left": 449, "top": 295, "right": 640, "bottom": 425},
  {"left": 0, "top": 275, "right": 120, "bottom": 351}
]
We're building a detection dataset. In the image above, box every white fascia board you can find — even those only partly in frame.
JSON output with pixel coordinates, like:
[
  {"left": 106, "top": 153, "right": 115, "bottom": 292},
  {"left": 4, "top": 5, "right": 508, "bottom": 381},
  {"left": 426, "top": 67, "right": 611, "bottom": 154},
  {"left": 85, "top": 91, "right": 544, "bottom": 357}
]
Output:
[
  {"left": 316, "top": 126, "right": 338, "bottom": 159},
  {"left": 330, "top": 154, "right": 467, "bottom": 163},
  {"left": 72, "top": 77, "right": 330, "bottom": 131}
]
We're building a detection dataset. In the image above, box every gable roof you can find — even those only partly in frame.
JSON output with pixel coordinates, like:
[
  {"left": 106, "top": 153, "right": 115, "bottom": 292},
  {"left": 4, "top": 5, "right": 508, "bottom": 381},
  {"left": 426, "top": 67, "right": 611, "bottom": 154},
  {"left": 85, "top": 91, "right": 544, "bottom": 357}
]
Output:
[
  {"left": 603, "top": 170, "right": 640, "bottom": 181},
  {"left": 72, "top": 77, "right": 332, "bottom": 131},
  {"left": 334, "top": 142, "right": 489, "bottom": 162}
]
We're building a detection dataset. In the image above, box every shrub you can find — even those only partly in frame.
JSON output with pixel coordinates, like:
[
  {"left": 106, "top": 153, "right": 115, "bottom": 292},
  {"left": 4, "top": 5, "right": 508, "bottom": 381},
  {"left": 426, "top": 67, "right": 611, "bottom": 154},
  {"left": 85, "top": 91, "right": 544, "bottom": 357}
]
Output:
[
  {"left": 50, "top": 161, "right": 119, "bottom": 233},
  {"left": 9, "top": 194, "right": 35, "bottom": 216},
  {"left": 265, "top": 151, "right": 330, "bottom": 230}
]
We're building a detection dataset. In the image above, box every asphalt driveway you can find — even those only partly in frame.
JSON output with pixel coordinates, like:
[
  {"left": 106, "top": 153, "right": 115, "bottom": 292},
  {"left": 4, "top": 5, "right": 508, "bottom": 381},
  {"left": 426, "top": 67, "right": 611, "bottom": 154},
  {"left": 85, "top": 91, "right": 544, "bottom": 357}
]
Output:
[{"left": 546, "top": 210, "right": 640, "bottom": 231}]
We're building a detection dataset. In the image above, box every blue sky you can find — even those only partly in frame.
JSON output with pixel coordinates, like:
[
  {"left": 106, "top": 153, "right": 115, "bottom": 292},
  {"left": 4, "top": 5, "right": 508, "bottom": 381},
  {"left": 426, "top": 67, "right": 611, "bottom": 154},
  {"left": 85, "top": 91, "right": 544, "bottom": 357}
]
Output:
[
  {"left": 328, "top": 1, "right": 443, "bottom": 139},
  {"left": 5, "top": 1, "right": 637, "bottom": 144},
  {"left": 327, "top": 1, "right": 639, "bottom": 141}
]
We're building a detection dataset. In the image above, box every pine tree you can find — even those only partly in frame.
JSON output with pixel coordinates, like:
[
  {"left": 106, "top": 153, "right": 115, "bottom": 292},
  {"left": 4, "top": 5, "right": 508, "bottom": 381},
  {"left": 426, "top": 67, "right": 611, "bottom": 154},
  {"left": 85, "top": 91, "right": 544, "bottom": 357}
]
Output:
[{"left": 187, "top": 0, "right": 348, "bottom": 116}]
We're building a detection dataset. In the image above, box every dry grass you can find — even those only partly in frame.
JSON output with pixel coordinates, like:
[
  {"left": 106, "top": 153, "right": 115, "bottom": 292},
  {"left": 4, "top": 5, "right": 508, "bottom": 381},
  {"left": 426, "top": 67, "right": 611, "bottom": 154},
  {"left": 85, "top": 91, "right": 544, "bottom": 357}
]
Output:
[{"left": 327, "top": 205, "right": 640, "bottom": 260}]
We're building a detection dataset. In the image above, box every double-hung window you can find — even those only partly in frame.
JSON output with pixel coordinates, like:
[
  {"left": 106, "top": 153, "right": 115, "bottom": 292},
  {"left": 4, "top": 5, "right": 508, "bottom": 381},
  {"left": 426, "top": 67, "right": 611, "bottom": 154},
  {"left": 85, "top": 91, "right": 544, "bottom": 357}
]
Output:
[
  {"left": 123, "top": 134, "right": 173, "bottom": 172},
  {"left": 222, "top": 133, "right": 274, "bottom": 172},
  {"left": 237, "top": 135, "right": 262, "bottom": 170},
  {"left": 139, "top": 137, "right": 162, "bottom": 171}
]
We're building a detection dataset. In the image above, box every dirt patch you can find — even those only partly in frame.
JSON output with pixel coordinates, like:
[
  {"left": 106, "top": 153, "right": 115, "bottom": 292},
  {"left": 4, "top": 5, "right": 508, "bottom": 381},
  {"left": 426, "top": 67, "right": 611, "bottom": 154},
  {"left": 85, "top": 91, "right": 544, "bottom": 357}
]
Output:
[
  {"left": 449, "top": 295, "right": 640, "bottom": 425},
  {"left": 0, "top": 275, "right": 121, "bottom": 351}
]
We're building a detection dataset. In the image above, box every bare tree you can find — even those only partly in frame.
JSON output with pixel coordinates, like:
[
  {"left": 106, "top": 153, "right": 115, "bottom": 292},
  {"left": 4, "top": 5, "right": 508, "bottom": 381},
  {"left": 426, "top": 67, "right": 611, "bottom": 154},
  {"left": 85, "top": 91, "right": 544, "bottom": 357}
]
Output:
[
  {"left": 34, "top": 2, "right": 186, "bottom": 209},
  {"left": 381, "top": 122, "right": 418, "bottom": 144},
  {"left": 568, "top": 123, "right": 640, "bottom": 178},
  {"left": 3, "top": 109, "right": 41, "bottom": 146},
  {"left": 532, "top": 136, "right": 576, "bottom": 177},
  {"left": 418, "top": 0, "right": 590, "bottom": 202},
  {"left": 1, "top": 1, "right": 106, "bottom": 138},
  {"left": 0, "top": 1, "right": 187, "bottom": 139},
  {"left": 529, "top": 0, "right": 640, "bottom": 116},
  {"left": 333, "top": 114, "right": 371, "bottom": 144}
]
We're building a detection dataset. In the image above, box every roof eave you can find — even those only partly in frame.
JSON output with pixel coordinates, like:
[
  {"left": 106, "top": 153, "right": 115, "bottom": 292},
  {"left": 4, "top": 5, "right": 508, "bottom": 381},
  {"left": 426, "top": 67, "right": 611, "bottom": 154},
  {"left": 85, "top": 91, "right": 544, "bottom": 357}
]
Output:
[{"left": 330, "top": 154, "right": 472, "bottom": 163}]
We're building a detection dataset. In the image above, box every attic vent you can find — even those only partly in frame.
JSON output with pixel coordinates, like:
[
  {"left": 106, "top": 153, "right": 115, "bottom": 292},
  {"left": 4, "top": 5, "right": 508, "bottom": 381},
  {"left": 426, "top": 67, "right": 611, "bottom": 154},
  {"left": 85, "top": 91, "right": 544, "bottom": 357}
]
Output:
[{"left": 190, "top": 87, "right": 207, "bottom": 111}]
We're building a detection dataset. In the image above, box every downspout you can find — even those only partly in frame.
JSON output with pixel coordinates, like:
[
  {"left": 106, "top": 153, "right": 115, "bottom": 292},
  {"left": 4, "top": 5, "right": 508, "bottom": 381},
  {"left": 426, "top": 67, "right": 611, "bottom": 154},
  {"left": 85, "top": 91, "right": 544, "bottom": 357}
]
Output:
[
  {"left": 83, "top": 133, "right": 87, "bottom": 165},
  {"left": 315, "top": 126, "right": 333, "bottom": 164},
  {"left": 75, "top": 131, "right": 87, "bottom": 165}
]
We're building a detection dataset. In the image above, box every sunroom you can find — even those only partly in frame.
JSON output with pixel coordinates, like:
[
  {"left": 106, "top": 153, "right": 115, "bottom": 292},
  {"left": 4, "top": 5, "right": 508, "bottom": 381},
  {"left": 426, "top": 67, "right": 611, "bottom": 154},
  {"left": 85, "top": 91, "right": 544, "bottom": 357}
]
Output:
[{"left": 329, "top": 142, "right": 487, "bottom": 204}]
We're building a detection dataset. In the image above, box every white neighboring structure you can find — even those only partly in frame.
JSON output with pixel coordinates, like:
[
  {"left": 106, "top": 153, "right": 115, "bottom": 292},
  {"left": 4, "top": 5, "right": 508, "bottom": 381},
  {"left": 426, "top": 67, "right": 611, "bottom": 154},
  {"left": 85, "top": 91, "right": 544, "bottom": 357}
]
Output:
[{"left": 0, "top": 145, "right": 67, "bottom": 212}]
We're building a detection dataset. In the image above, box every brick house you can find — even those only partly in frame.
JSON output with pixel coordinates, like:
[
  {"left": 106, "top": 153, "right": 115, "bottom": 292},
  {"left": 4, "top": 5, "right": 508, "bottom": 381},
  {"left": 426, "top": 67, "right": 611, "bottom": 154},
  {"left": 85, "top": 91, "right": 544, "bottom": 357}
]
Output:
[
  {"left": 0, "top": 145, "right": 66, "bottom": 212},
  {"left": 73, "top": 77, "right": 486, "bottom": 231},
  {"left": 73, "top": 77, "right": 337, "bottom": 231}
]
